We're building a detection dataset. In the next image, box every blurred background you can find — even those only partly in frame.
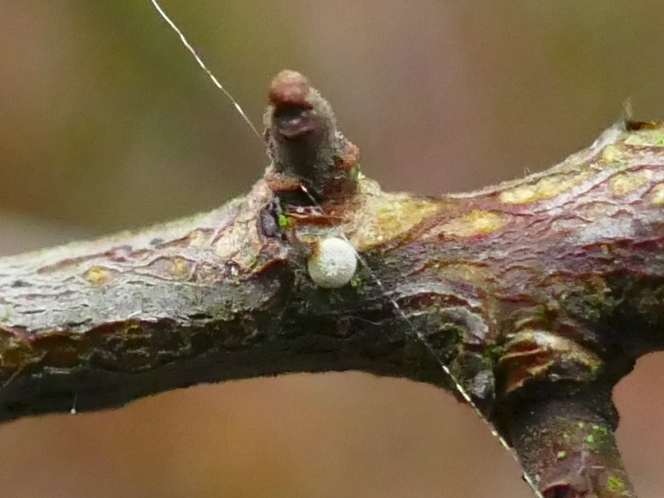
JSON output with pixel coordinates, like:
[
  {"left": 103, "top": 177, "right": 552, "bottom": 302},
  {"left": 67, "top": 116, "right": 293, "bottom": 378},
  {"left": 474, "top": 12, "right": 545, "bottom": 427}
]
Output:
[{"left": 1, "top": 1, "right": 663, "bottom": 497}]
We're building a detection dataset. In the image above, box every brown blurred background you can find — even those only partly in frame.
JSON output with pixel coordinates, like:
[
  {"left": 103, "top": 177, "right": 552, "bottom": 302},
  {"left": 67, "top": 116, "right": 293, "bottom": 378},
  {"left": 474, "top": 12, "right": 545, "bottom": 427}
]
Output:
[{"left": 1, "top": 1, "right": 663, "bottom": 497}]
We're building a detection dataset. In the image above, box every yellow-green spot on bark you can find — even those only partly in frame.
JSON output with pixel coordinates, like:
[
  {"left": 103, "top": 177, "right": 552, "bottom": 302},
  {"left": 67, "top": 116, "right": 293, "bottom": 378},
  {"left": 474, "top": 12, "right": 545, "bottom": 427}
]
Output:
[
  {"left": 609, "top": 170, "right": 653, "bottom": 197},
  {"left": 245, "top": 253, "right": 258, "bottom": 268},
  {"left": 500, "top": 170, "right": 595, "bottom": 205},
  {"left": 439, "top": 210, "right": 508, "bottom": 238},
  {"left": 624, "top": 129, "right": 664, "bottom": 147},
  {"left": 350, "top": 183, "right": 439, "bottom": 251},
  {"left": 590, "top": 424, "right": 611, "bottom": 438},
  {"left": 350, "top": 163, "right": 364, "bottom": 181},
  {"left": 607, "top": 476, "right": 627, "bottom": 494},
  {"left": 586, "top": 434, "right": 595, "bottom": 443},
  {"left": 649, "top": 184, "right": 664, "bottom": 206},
  {"left": 349, "top": 275, "right": 364, "bottom": 293},
  {"left": 170, "top": 257, "right": 190, "bottom": 278},
  {"left": 0, "top": 306, "right": 13, "bottom": 322},
  {"left": 187, "top": 229, "right": 207, "bottom": 248},
  {"left": 556, "top": 450, "right": 567, "bottom": 459},
  {"left": 277, "top": 214, "right": 289, "bottom": 229},
  {"left": 601, "top": 144, "right": 624, "bottom": 164},
  {"left": 85, "top": 266, "right": 109, "bottom": 285}
]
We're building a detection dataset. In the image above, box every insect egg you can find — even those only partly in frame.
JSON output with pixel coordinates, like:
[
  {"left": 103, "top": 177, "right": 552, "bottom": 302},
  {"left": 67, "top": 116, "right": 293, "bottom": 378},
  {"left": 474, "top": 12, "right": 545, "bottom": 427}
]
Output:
[{"left": 307, "top": 237, "right": 358, "bottom": 289}]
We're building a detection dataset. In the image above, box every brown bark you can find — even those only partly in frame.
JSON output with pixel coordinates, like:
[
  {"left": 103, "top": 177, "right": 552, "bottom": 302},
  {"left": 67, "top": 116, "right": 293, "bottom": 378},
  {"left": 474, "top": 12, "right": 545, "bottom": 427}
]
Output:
[{"left": 2, "top": 71, "right": 663, "bottom": 497}]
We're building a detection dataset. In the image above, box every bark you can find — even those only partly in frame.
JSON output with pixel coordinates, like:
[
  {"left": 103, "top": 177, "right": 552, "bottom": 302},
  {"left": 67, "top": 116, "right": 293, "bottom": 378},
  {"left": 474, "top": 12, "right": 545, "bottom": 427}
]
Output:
[{"left": 2, "top": 71, "right": 664, "bottom": 497}]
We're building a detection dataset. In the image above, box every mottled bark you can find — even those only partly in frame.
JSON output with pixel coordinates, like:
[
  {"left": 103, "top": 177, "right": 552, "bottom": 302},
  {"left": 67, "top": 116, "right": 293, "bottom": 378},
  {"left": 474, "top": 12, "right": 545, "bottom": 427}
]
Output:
[{"left": 2, "top": 71, "right": 664, "bottom": 497}]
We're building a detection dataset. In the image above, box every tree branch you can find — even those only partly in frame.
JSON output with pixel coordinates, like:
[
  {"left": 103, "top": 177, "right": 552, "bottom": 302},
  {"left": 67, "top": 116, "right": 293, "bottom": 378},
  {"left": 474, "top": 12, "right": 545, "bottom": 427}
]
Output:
[{"left": 2, "top": 71, "right": 663, "bottom": 497}]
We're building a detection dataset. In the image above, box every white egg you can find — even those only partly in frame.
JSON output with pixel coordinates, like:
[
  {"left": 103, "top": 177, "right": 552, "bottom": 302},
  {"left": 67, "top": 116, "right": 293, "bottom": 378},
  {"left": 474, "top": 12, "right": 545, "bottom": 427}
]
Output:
[{"left": 307, "top": 237, "right": 358, "bottom": 289}]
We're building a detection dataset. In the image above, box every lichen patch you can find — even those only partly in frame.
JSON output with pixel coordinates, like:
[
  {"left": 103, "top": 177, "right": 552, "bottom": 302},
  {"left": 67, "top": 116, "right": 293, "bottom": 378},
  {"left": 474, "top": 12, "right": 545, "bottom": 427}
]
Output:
[
  {"left": 170, "top": 257, "right": 191, "bottom": 278},
  {"left": 649, "top": 184, "right": 664, "bottom": 206},
  {"left": 439, "top": 210, "right": 508, "bottom": 238},
  {"left": 500, "top": 170, "right": 595, "bottom": 205},
  {"left": 187, "top": 229, "right": 208, "bottom": 248},
  {"left": 600, "top": 144, "right": 624, "bottom": 164},
  {"left": 348, "top": 180, "right": 439, "bottom": 251},
  {"left": 85, "top": 266, "right": 110, "bottom": 285},
  {"left": 608, "top": 170, "right": 653, "bottom": 197},
  {"left": 624, "top": 129, "right": 664, "bottom": 147}
]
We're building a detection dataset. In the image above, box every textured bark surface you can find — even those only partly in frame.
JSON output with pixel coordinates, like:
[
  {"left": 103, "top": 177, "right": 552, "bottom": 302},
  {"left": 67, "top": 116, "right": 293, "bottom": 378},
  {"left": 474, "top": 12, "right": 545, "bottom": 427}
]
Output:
[{"left": 2, "top": 72, "right": 664, "bottom": 497}]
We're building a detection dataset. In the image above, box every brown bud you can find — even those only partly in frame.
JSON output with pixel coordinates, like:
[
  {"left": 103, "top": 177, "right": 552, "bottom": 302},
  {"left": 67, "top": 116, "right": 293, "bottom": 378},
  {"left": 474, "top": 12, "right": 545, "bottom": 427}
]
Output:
[{"left": 263, "top": 70, "right": 359, "bottom": 205}]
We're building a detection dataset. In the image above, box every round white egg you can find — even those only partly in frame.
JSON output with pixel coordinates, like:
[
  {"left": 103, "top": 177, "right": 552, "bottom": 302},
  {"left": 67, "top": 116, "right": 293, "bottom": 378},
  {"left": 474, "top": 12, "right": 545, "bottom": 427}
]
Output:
[{"left": 307, "top": 237, "right": 358, "bottom": 289}]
